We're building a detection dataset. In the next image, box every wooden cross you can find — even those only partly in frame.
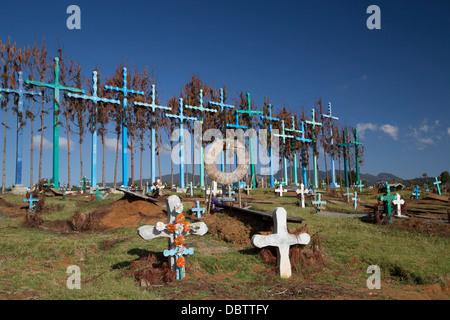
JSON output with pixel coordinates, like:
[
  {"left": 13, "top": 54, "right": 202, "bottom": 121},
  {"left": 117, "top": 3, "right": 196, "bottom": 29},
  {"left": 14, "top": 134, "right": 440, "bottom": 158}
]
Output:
[
  {"left": 392, "top": 193, "right": 406, "bottom": 217},
  {"left": 105, "top": 67, "right": 145, "bottom": 188},
  {"left": 138, "top": 195, "right": 208, "bottom": 280},
  {"left": 23, "top": 194, "right": 39, "bottom": 211},
  {"left": 379, "top": 182, "right": 397, "bottom": 225},
  {"left": 251, "top": 207, "right": 311, "bottom": 278},
  {"left": 165, "top": 98, "right": 197, "bottom": 189},
  {"left": 275, "top": 183, "right": 287, "bottom": 197},
  {"left": 311, "top": 193, "right": 326, "bottom": 212},
  {"left": 296, "top": 183, "right": 309, "bottom": 208},
  {"left": 433, "top": 177, "right": 442, "bottom": 195},
  {"left": 0, "top": 71, "right": 41, "bottom": 186},
  {"left": 26, "top": 58, "right": 85, "bottom": 189},
  {"left": 351, "top": 192, "right": 360, "bottom": 210},
  {"left": 191, "top": 201, "right": 206, "bottom": 219},
  {"left": 244, "top": 184, "right": 252, "bottom": 195},
  {"left": 68, "top": 70, "right": 120, "bottom": 188},
  {"left": 411, "top": 185, "right": 421, "bottom": 199}
]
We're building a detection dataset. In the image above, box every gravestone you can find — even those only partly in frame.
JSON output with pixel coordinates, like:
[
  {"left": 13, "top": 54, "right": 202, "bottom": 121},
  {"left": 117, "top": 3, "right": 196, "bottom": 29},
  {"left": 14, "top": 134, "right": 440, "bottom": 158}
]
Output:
[
  {"left": 138, "top": 195, "right": 208, "bottom": 280},
  {"left": 296, "top": 183, "right": 309, "bottom": 208},
  {"left": 251, "top": 207, "right": 311, "bottom": 279}
]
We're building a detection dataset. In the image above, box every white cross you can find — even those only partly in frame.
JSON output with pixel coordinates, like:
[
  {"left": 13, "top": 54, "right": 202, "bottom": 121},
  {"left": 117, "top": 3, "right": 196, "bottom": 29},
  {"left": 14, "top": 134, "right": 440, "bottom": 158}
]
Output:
[
  {"left": 351, "top": 192, "right": 360, "bottom": 209},
  {"left": 138, "top": 195, "right": 208, "bottom": 279},
  {"left": 392, "top": 193, "right": 406, "bottom": 217},
  {"left": 296, "top": 183, "right": 310, "bottom": 208},
  {"left": 275, "top": 184, "right": 287, "bottom": 197},
  {"left": 343, "top": 187, "right": 353, "bottom": 203},
  {"left": 251, "top": 207, "right": 310, "bottom": 278}
]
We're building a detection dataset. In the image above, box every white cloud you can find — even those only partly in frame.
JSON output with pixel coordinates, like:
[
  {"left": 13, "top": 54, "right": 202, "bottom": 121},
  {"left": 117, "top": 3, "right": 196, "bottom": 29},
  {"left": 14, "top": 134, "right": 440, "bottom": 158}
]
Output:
[
  {"left": 447, "top": 127, "right": 450, "bottom": 136},
  {"left": 356, "top": 123, "right": 377, "bottom": 139},
  {"left": 379, "top": 124, "right": 399, "bottom": 141},
  {"left": 104, "top": 137, "right": 121, "bottom": 152},
  {"left": 31, "top": 136, "right": 76, "bottom": 150}
]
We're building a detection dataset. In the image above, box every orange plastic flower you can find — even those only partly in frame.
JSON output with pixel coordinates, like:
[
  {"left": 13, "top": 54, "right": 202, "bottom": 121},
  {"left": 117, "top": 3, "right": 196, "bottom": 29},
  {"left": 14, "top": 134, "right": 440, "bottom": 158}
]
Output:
[
  {"left": 183, "top": 222, "right": 191, "bottom": 232},
  {"left": 166, "top": 223, "right": 176, "bottom": 233},
  {"left": 176, "top": 256, "right": 185, "bottom": 268},
  {"left": 174, "top": 235, "right": 185, "bottom": 246},
  {"left": 176, "top": 214, "right": 185, "bottom": 224}
]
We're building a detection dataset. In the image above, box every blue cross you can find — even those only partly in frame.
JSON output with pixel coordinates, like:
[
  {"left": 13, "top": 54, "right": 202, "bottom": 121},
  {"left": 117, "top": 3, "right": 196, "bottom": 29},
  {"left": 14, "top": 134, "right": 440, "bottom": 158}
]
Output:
[
  {"left": 412, "top": 185, "right": 421, "bottom": 199},
  {"left": 163, "top": 247, "right": 194, "bottom": 280},
  {"left": 23, "top": 195, "right": 40, "bottom": 210},
  {"left": 134, "top": 84, "right": 172, "bottom": 185},
  {"left": 322, "top": 102, "right": 340, "bottom": 189},
  {"left": 208, "top": 88, "right": 235, "bottom": 112},
  {"left": 191, "top": 201, "right": 206, "bottom": 219},
  {"left": 68, "top": 70, "right": 120, "bottom": 188},
  {"left": 105, "top": 68, "right": 144, "bottom": 187},
  {"left": 165, "top": 98, "right": 197, "bottom": 189},
  {"left": 260, "top": 104, "right": 280, "bottom": 188},
  {"left": 0, "top": 71, "right": 41, "bottom": 185},
  {"left": 226, "top": 111, "right": 248, "bottom": 130}
]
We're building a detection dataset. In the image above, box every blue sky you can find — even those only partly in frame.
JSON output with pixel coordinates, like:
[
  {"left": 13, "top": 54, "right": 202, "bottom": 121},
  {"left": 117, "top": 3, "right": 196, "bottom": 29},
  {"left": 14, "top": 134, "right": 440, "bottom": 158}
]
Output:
[{"left": 0, "top": 0, "right": 449, "bottom": 187}]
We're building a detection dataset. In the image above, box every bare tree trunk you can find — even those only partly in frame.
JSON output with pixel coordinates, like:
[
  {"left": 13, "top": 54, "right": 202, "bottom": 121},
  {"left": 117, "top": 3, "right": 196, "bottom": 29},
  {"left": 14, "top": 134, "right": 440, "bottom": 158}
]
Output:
[
  {"left": 2, "top": 110, "right": 7, "bottom": 193},
  {"left": 102, "top": 132, "right": 106, "bottom": 188},
  {"left": 157, "top": 134, "right": 162, "bottom": 180},
  {"left": 140, "top": 141, "right": 143, "bottom": 188},
  {"left": 79, "top": 138, "right": 83, "bottom": 181},
  {"left": 67, "top": 128, "right": 71, "bottom": 188},
  {"left": 30, "top": 100, "right": 34, "bottom": 189},
  {"left": 130, "top": 136, "right": 135, "bottom": 186},
  {"left": 114, "top": 135, "right": 119, "bottom": 188},
  {"left": 39, "top": 111, "right": 44, "bottom": 181},
  {"left": 170, "top": 139, "right": 173, "bottom": 187}
]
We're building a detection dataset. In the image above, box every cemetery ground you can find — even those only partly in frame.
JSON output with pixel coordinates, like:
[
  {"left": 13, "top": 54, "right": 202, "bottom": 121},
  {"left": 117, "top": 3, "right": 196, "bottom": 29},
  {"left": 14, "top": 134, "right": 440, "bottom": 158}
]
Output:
[{"left": 0, "top": 187, "right": 449, "bottom": 300}]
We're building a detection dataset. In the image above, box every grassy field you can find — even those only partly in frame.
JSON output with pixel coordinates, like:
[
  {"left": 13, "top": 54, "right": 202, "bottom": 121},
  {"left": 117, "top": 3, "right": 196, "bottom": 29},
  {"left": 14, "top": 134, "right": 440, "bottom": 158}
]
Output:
[{"left": 0, "top": 190, "right": 449, "bottom": 300}]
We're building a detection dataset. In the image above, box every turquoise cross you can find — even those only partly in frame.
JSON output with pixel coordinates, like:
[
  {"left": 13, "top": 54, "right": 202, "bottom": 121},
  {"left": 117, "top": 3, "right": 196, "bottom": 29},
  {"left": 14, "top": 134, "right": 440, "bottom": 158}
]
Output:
[
  {"left": 322, "top": 102, "right": 340, "bottom": 189},
  {"left": 433, "top": 177, "right": 442, "bottom": 195},
  {"left": 91, "top": 186, "right": 102, "bottom": 200},
  {"left": 351, "top": 192, "right": 360, "bottom": 209},
  {"left": 412, "top": 185, "right": 421, "bottom": 199},
  {"left": 379, "top": 182, "right": 397, "bottom": 225},
  {"left": 26, "top": 58, "right": 85, "bottom": 189},
  {"left": 311, "top": 193, "right": 327, "bottom": 212}
]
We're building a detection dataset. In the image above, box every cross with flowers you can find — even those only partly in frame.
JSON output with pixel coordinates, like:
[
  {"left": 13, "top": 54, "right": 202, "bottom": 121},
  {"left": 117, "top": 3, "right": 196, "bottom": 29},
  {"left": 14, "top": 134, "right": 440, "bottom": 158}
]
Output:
[{"left": 138, "top": 195, "right": 208, "bottom": 280}]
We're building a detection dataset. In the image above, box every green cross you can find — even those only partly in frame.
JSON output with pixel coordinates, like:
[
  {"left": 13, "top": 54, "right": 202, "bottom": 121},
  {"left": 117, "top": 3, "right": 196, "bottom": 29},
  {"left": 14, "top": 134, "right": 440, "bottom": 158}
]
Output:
[
  {"left": 379, "top": 182, "right": 397, "bottom": 225},
  {"left": 26, "top": 57, "right": 85, "bottom": 189},
  {"left": 337, "top": 129, "right": 353, "bottom": 188},
  {"left": 91, "top": 186, "right": 102, "bottom": 200},
  {"left": 433, "top": 177, "right": 442, "bottom": 195},
  {"left": 312, "top": 193, "right": 327, "bottom": 212},
  {"left": 80, "top": 176, "right": 91, "bottom": 194},
  {"left": 236, "top": 93, "right": 262, "bottom": 188},
  {"left": 350, "top": 128, "right": 363, "bottom": 187}
]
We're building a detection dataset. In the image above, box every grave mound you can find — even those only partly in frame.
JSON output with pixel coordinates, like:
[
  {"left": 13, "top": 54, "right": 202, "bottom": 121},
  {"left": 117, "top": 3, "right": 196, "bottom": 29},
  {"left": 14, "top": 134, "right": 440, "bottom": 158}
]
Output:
[{"left": 90, "top": 195, "right": 166, "bottom": 231}]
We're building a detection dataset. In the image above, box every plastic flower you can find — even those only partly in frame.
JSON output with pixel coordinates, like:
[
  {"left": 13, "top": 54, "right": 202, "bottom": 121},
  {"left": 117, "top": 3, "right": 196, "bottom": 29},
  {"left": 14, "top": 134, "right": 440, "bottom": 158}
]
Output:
[
  {"left": 166, "top": 223, "right": 176, "bottom": 233},
  {"left": 155, "top": 222, "right": 165, "bottom": 232},
  {"left": 183, "top": 222, "right": 191, "bottom": 233},
  {"left": 174, "top": 235, "right": 185, "bottom": 246},
  {"left": 176, "top": 214, "right": 185, "bottom": 224},
  {"left": 175, "top": 203, "right": 184, "bottom": 214},
  {"left": 176, "top": 256, "right": 185, "bottom": 268}
]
